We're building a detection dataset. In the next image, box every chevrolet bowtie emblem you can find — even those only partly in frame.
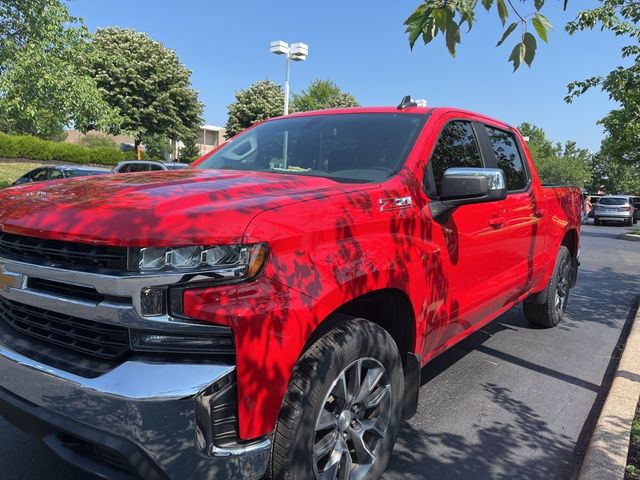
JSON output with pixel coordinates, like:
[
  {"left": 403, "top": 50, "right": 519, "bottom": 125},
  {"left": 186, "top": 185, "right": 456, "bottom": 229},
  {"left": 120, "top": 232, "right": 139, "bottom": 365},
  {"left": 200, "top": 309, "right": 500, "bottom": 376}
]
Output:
[{"left": 0, "top": 264, "right": 24, "bottom": 290}]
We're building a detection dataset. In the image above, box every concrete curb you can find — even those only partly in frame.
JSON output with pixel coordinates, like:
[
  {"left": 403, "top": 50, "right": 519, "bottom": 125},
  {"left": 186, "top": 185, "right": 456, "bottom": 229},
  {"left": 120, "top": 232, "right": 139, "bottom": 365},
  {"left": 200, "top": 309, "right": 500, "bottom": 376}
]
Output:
[
  {"left": 578, "top": 300, "right": 640, "bottom": 480},
  {"left": 620, "top": 233, "right": 640, "bottom": 242}
]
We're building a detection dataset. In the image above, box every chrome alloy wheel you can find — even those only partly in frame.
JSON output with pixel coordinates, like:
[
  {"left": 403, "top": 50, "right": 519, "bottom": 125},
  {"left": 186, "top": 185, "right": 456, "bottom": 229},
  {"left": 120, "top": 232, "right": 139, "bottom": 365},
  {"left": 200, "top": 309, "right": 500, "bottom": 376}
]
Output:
[
  {"left": 312, "top": 357, "right": 392, "bottom": 480},
  {"left": 555, "top": 257, "right": 571, "bottom": 316}
]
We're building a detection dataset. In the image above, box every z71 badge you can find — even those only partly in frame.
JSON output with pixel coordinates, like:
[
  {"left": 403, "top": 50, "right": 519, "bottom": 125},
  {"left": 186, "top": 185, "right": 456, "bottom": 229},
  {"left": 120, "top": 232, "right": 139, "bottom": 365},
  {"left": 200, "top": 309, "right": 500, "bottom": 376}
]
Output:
[{"left": 378, "top": 196, "right": 412, "bottom": 212}]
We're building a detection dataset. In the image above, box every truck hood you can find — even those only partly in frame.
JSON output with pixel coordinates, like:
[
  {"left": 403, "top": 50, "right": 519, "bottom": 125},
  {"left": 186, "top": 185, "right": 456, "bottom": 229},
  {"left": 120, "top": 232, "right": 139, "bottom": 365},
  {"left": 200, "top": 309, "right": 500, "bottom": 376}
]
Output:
[{"left": 0, "top": 169, "right": 374, "bottom": 246}]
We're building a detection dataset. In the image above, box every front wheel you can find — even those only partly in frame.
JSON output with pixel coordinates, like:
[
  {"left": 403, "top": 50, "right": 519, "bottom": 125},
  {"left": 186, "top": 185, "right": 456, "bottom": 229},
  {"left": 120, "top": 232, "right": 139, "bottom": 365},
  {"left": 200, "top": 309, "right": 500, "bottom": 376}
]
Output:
[
  {"left": 524, "top": 246, "right": 572, "bottom": 328},
  {"left": 269, "top": 318, "right": 404, "bottom": 480}
]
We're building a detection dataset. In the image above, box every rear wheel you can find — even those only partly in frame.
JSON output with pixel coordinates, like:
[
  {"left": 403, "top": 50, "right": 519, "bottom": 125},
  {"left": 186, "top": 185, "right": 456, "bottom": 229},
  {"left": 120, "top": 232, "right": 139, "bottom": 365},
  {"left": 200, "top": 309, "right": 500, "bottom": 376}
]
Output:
[
  {"left": 524, "top": 246, "right": 572, "bottom": 328},
  {"left": 270, "top": 318, "right": 404, "bottom": 480},
  {"left": 594, "top": 219, "right": 601, "bottom": 226}
]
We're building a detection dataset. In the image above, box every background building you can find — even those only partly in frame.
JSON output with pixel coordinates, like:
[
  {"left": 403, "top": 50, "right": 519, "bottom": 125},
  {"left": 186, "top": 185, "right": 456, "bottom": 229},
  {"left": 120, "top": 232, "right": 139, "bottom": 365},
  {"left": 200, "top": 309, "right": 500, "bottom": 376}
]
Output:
[{"left": 65, "top": 124, "right": 226, "bottom": 160}]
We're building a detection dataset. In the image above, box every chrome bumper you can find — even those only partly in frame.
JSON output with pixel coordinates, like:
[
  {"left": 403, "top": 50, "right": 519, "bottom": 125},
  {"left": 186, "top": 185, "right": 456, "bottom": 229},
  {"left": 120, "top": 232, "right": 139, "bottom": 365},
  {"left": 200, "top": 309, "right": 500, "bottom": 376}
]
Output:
[
  {"left": 0, "top": 255, "right": 271, "bottom": 479},
  {"left": 593, "top": 212, "right": 632, "bottom": 221},
  {"left": 0, "top": 343, "right": 271, "bottom": 479}
]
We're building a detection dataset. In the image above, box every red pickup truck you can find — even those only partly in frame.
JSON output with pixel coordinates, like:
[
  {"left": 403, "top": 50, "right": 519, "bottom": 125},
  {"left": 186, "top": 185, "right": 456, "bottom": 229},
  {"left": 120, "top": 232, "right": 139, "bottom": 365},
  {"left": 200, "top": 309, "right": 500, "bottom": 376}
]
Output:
[{"left": 0, "top": 103, "right": 581, "bottom": 480}]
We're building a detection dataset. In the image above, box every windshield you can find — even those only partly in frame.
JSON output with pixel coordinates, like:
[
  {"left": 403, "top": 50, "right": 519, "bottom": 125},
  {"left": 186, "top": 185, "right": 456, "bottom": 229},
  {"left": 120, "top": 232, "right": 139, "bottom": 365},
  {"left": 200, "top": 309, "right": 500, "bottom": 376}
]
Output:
[
  {"left": 599, "top": 198, "right": 627, "bottom": 206},
  {"left": 197, "top": 113, "right": 427, "bottom": 183}
]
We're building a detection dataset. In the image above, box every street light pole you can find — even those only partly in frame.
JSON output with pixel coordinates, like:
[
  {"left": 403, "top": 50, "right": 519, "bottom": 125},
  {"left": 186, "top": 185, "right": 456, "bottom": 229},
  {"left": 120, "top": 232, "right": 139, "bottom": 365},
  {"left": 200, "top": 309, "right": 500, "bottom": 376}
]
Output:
[
  {"left": 270, "top": 40, "right": 309, "bottom": 116},
  {"left": 283, "top": 54, "right": 290, "bottom": 115}
]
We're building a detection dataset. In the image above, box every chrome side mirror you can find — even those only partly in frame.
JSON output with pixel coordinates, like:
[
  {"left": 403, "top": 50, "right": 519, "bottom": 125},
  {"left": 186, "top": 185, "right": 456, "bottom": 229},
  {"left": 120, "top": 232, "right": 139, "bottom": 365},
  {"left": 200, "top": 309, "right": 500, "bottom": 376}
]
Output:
[{"left": 430, "top": 168, "right": 507, "bottom": 223}]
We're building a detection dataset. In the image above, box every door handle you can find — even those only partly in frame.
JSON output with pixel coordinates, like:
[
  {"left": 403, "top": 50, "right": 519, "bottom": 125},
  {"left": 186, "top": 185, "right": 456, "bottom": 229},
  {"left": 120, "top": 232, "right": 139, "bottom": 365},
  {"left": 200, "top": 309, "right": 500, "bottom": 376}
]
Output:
[
  {"left": 535, "top": 209, "right": 547, "bottom": 218},
  {"left": 489, "top": 215, "right": 506, "bottom": 228}
]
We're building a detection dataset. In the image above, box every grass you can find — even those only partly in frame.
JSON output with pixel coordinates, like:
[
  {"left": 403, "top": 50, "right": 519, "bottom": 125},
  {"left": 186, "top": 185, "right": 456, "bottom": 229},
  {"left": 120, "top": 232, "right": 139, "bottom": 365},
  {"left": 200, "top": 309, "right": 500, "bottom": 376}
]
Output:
[
  {"left": 625, "top": 402, "right": 640, "bottom": 480},
  {"left": 629, "top": 231, "right": 640, "bottom": 237},
  {"left": 0, "top": 161, "right": 42, "bottom": 189}
]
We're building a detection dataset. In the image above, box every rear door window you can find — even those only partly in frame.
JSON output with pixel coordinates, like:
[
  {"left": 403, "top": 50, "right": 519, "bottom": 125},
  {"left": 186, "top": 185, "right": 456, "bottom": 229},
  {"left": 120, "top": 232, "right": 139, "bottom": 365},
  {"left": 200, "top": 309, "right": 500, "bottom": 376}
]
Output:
[
  {"left": 485, "top": 127, "right": 528, "bottom": 191},
  {"left": 427, "top": 120, "right": 483, "bottom": 197}
]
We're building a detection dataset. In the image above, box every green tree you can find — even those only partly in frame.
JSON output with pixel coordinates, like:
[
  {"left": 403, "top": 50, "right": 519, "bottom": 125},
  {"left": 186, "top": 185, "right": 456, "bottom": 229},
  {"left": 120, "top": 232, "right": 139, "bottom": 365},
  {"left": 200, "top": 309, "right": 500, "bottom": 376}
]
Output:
[
  {"left": 87, "top": 27, "right": 203, "bottom": 148},
  {"left": 519, "top": 123, "right": 592, "bottom": 187},
  {"left": 0, "top": 0, "right": 118, "bottom": 138},
  {"left": 291, "top": 79, "right": 359, "bottom": 112},
  {"left": 225, "top": 80, "right": 284, "bottom": 138},
  {"left": 595, "top": 139, "right": 640, "bottom": 194},
  {"left": 143, "top": 135, "right": 171, "bottom": 160},
  {"left": 178, "top": 134, "right": 201, "bottom": 163}
]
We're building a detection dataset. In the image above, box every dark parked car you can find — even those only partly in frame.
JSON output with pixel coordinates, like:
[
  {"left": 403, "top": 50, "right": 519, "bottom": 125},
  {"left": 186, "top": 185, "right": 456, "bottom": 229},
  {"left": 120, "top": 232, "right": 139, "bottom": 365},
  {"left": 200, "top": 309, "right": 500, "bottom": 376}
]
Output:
[
  {"left": 12, "top": 166, "right": 110, "bottom": 186},
  {"left": 633, "top": 197, "right": 640, "bottom": 222},
  {"left": 112, "top": 160, "right": 189, "bottom": 173},
  {"left": 588, "top": 195, "right": 602, "bottom": 219}
]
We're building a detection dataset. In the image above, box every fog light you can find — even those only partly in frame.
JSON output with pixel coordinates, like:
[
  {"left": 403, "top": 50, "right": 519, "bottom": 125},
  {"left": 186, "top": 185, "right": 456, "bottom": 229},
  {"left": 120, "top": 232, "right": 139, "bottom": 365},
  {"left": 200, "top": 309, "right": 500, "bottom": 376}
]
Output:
[
  {"left": 140, "top": 287, "right": 167, "bottom": 316},
  {"left": 131, "top": 331, "right": 234, "bottom": 354}
]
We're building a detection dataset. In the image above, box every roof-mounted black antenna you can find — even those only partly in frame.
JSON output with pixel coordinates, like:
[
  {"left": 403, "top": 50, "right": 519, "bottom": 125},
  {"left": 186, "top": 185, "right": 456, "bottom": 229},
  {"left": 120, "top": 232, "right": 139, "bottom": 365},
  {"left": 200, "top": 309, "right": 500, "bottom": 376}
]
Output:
[{"left": 397, "top": 95, "right": 418, "bottom": 110}]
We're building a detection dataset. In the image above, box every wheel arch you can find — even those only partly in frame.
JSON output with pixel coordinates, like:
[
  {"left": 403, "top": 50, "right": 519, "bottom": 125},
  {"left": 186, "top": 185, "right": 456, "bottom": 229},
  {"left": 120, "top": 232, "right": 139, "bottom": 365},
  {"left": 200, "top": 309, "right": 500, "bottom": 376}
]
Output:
[{"left": 302, "top": 287, "right": 421, "bottom": 419}]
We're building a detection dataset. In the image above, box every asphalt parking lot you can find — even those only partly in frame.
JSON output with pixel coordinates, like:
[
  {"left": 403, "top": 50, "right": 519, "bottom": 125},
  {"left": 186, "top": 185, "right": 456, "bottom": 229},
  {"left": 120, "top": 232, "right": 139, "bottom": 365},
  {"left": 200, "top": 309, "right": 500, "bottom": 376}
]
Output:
[
  {"left": 385, "top": 221, "right": 640, "bottom": 479},
  {"left": 1, "top": 221, "right": 639, "bottom": 479}
]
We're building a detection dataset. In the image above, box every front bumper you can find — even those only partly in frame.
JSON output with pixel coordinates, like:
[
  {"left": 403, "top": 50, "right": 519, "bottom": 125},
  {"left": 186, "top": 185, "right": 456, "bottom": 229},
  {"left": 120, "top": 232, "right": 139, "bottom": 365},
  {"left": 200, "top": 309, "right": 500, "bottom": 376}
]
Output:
[{"left": 0, "top": 343, "right": 271, "bottom": 479}]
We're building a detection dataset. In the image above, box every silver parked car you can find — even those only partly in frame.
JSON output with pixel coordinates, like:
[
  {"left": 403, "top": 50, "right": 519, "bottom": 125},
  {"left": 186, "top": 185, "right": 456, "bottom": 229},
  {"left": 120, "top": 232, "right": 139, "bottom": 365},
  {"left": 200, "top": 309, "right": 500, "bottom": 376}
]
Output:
[{"left": 593, "top": 195, "right": 636, "bottom": 226}]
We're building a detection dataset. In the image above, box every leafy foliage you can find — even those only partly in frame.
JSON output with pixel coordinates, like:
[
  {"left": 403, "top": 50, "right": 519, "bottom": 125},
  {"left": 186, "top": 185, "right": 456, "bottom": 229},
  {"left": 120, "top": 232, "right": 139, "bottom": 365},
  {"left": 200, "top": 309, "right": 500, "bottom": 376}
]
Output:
[
  {"left": 518, "top": 122, "right": 592, "bottom": 187},
  {"left": 87, "top": 27, "right": 203, "bottom": 146},
  {"left": 143, "top": 135, "right": 171, "bottom": 160},
  {"left": 404, "top": 0, "right": 553, "bottom": 70},
  {"left": 0, "top": 132, "right": 150, "bottom": 165},
  {"left": 178, "top": 134, "right": 201, "bottom": 163},
  {"left": 291, "top": 79, "right": 359, "bottom": 112},
  {"left": 80, "top": 133, "right": 118, "bottom": 149},
  {"left": 590, "top": 150, "right": 640, "bottom": 194},
  {"left": 225, "top": 80, "right": 285, "bottom": 138},
  {"left": 0, "top": 0, "right": 119, "bottom": 138}
]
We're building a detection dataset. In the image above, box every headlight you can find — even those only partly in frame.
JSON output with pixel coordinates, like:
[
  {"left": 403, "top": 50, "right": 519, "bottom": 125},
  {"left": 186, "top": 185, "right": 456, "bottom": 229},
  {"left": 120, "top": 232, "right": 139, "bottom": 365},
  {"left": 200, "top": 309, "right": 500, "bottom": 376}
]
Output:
[{"left": 128, "top": 243, "right": 268, "bottom": 280}]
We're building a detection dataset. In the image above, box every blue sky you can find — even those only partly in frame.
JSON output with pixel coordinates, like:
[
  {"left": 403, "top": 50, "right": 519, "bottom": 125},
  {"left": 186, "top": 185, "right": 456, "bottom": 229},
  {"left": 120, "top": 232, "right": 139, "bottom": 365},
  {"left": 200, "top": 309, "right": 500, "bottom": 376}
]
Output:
[{"left": 68, "top": 0, "right": 627, "bottom": 151}]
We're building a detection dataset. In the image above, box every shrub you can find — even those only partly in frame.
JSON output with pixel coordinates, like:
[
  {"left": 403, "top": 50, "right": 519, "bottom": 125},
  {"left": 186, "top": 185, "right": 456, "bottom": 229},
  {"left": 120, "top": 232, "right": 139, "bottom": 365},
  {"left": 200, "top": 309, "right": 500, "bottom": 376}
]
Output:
[
  {"left": 81, "top": 133, "right": 118, "bottom": 150},
  {"left": 0, "top": 132, "right": 128, "bottom": 166},
  {"left": 13, "top": 135, "right": 53, "bottom": 161},
  {"left": 0, "top": 133, "right": 19, "bottom": 159}
]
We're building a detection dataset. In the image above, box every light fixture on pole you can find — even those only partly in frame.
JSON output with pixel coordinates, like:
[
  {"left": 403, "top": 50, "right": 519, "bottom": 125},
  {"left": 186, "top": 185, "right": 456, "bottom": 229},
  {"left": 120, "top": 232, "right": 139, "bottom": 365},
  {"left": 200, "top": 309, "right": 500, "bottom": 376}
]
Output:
[{"left": 270, "top": 40, "right": 309, "bottom": 116}]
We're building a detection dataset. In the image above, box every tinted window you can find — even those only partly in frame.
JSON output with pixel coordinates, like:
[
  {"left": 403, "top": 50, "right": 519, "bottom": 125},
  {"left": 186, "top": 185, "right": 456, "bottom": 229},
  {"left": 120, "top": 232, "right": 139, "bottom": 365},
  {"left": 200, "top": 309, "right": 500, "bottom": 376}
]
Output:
[
  {"left": 428, "top": 121, "right": 482, "bottom": 196},
  {"left": 49, "top": 169, "right": 63, "bottom": 180},
  {"left": 198, "top": 113, "right": 427, "bottom": 183},
  {"left": 148, "top": 164, "right": 164, "bottom": 171},
  {"left": 65, "top": 169, "right": 108, "bottom": 178},
  {"left": 32, "top": 168, "right": 48, "bottom": 182},
  {"left": 599, "top": 198, "right": 627, "bottom": 206},
  {"left": 486, "top": 127, "right": 527, "bottom": 191}
]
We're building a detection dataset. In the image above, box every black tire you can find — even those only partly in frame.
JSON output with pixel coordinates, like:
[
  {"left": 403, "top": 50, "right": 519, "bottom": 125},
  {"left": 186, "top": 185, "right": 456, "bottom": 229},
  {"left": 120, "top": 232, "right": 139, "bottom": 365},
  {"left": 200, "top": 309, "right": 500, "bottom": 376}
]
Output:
[
  {"left": 594, "top": 219, "right": 601, "bottom": 226},
  {"left": 524, "top": 246, "right": 572, "bottom": 328},
  {"left": 270, "top": 317, "right": 404, "bottom": 480}
]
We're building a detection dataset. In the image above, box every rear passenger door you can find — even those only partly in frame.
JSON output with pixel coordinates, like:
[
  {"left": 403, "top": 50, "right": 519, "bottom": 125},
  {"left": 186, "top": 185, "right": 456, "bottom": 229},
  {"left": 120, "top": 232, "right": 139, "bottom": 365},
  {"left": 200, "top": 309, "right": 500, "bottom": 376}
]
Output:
[{"left": 479, "top": 124, "right": 547, "bottom": 299}]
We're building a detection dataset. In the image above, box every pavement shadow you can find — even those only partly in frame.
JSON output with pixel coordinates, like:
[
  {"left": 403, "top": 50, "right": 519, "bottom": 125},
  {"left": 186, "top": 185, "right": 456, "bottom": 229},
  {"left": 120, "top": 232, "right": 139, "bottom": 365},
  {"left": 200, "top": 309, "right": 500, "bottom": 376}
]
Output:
[
  {"left": 561, "top": 265, "right": 640, "bottom": 332},
  {"left": 386, "top": 382, "right": 575, "bottom": 480}
]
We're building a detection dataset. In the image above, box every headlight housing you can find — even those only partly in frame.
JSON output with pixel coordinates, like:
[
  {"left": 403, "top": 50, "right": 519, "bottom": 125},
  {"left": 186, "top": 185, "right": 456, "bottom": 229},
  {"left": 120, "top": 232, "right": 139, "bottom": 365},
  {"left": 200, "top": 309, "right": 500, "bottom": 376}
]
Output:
[{"left": 128, "top": 243, "right": 268, "bottom": 281}]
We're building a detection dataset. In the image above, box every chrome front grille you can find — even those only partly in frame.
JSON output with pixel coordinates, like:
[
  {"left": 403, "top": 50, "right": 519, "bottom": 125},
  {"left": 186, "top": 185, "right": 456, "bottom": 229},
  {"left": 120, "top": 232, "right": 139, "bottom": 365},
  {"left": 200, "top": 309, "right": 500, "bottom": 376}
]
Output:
[{"left": 0, "top": 232, "right": 128, "bottom": 270}]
